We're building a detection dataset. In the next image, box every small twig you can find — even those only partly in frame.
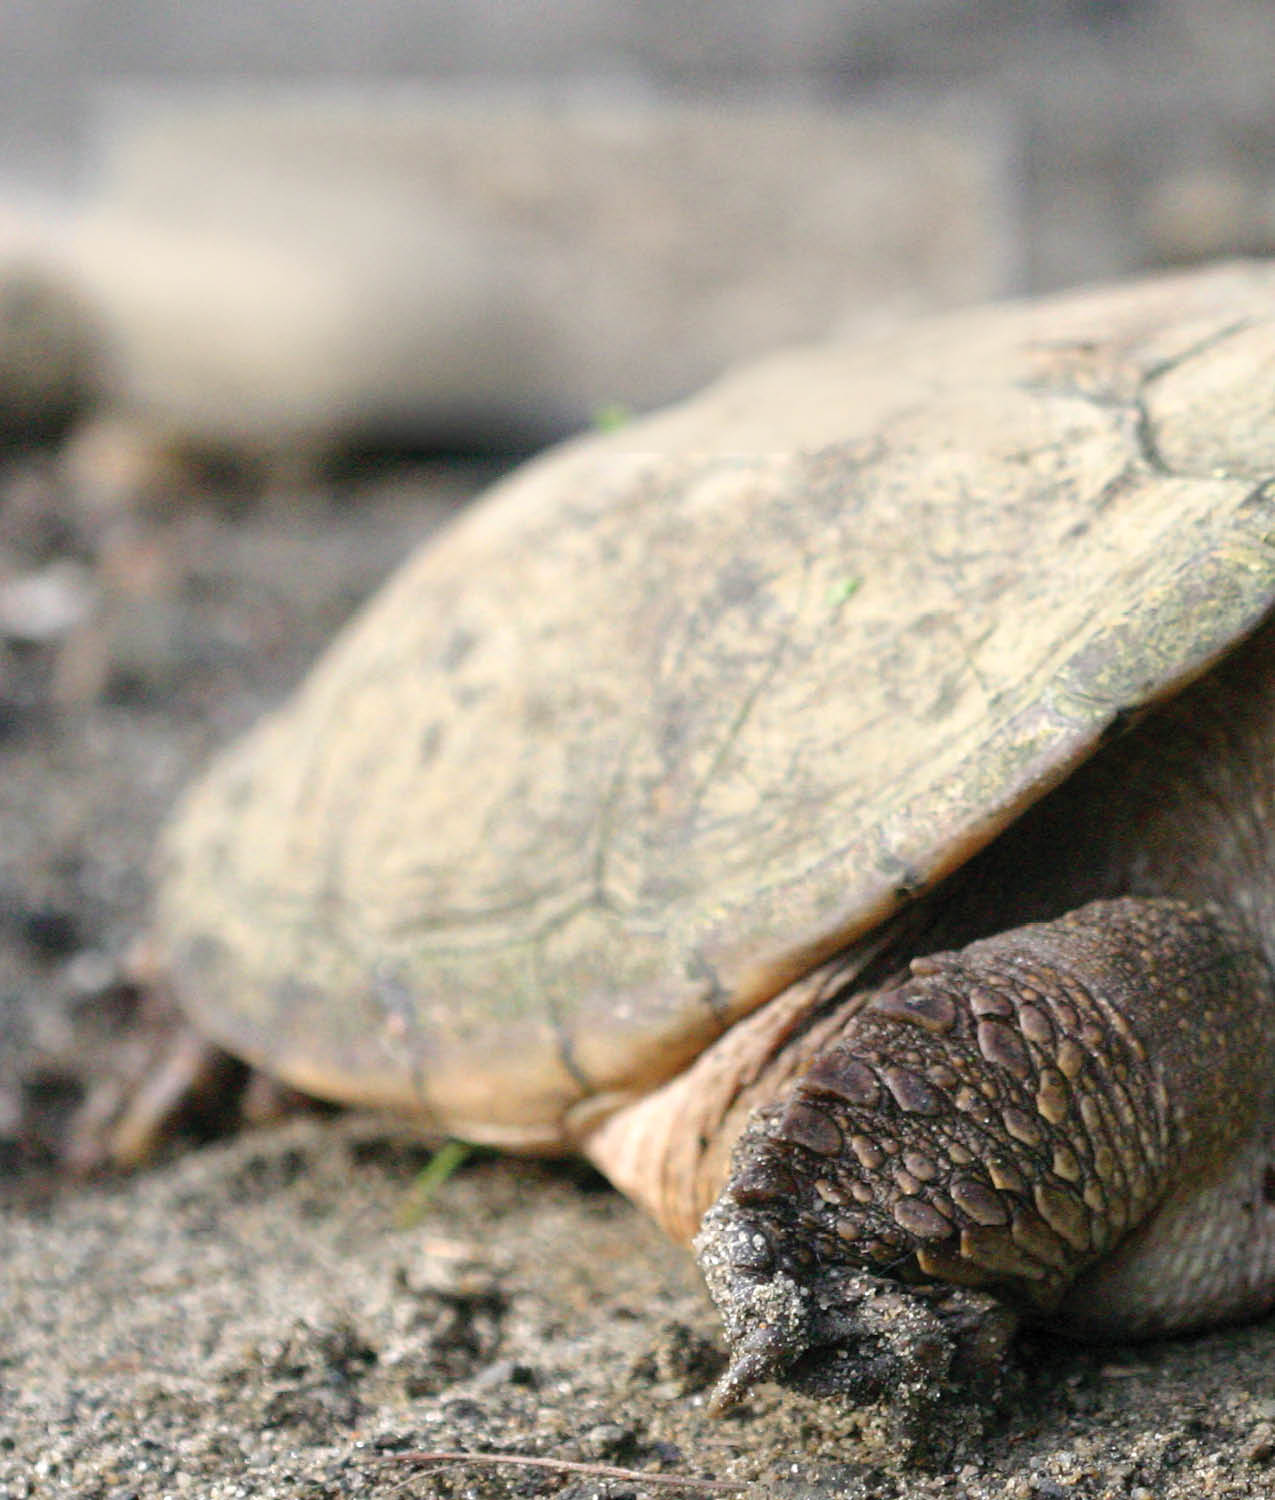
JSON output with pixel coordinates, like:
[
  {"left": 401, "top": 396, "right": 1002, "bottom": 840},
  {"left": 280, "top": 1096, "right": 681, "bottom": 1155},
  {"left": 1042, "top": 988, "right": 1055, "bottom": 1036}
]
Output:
[{"left": 378, "top": 1449, "right": 749, "bottom": 1492}]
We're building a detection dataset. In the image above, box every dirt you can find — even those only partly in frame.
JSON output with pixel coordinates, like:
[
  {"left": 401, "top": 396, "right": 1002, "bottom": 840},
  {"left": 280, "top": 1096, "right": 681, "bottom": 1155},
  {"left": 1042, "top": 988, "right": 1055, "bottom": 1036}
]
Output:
[{"left": 3, "top": 438, "right": 1275, "bottom": 1500}]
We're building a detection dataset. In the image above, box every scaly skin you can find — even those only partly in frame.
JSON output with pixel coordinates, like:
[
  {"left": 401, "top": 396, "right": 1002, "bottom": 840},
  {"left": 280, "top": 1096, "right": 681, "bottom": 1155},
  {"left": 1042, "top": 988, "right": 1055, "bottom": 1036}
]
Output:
[{"left": 694, "top": 899, "right": 1275, "bottom": 1418}]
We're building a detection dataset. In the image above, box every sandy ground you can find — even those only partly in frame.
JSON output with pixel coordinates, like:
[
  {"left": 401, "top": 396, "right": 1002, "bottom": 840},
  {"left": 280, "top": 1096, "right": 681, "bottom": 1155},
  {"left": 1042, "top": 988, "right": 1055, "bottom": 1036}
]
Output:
[{"left": 4, "top": 446, "right": 1275, "bottom": 1500}]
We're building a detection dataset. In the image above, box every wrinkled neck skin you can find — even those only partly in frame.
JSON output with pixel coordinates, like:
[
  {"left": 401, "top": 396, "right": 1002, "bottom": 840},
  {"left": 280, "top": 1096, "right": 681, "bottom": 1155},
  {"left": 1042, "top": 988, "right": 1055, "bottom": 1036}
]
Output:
[{"left": 585, "top": 612, "right": 1275, "bottom": 1243}]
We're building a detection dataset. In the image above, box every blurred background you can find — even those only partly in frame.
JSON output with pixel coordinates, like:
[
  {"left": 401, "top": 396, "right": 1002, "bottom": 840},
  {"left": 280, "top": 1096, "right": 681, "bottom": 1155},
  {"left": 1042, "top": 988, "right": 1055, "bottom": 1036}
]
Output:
[
  {"left": 5, "top": 0, "right": 1275, "bottom": 278},
  {"left": 3, "top": 0, "right": 1275, "bottom": 1171},
  {"left": 3, "top": 0, "right": 1275, "bottom": 460}
]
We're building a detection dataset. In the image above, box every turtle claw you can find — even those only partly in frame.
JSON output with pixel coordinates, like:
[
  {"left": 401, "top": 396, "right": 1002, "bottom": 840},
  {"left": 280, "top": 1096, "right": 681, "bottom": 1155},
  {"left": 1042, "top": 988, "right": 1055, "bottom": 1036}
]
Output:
[{"left": 706, "top": 1322, "right": 795, "bottom": 1415}]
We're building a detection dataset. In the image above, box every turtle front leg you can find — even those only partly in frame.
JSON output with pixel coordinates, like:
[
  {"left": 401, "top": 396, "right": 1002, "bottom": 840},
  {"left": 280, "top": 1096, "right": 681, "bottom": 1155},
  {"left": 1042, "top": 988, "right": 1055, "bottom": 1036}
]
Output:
[{"left": 695, "top": 897, "right": 1275, "bottom": 1419}]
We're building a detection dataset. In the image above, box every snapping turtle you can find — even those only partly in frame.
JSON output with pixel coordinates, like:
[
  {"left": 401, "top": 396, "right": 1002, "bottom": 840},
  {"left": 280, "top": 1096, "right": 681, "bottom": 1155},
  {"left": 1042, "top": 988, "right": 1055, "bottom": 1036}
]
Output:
[{"left": 132, "top": 262, "right": 1275, "bottom": 1417}]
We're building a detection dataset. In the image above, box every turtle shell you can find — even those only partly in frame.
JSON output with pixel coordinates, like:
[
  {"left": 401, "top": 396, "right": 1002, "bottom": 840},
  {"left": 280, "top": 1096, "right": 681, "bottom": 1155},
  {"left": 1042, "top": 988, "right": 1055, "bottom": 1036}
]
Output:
[{"left": 156, "top": 261, "right": 1275, "bottom": 1148}]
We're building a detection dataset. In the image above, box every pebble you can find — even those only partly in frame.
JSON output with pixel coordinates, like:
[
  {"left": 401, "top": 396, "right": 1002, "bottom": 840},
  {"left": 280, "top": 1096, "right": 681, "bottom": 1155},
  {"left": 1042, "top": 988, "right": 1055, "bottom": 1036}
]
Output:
[
  {"left": 1242, "top": 1420, "right": 1275, "bottom": 1463},
  {"left": 0, "top": 559, "right": 95, "bottom": 642}
]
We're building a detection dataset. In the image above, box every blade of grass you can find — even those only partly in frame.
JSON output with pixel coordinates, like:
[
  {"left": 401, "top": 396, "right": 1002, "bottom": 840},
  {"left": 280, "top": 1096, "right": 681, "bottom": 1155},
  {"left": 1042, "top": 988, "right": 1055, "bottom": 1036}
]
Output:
[{"left": 394, "top": 1140, "right": 472, "bottom": 1228}]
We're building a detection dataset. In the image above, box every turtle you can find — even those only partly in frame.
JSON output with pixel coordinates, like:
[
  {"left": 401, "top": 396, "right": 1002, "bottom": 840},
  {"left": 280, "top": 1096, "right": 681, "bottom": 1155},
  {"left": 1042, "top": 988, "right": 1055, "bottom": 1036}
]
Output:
[{"left": 120, "top": 260, "right": 1275, "bottom": 1424}]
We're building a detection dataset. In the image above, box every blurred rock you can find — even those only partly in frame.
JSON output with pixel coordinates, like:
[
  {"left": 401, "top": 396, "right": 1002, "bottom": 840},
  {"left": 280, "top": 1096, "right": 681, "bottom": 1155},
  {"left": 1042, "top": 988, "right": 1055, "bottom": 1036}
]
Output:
[
  {"left": 0, "top": 558, "right": 95, "bottom": 643},
  {"left": 1, "top": 93, "right": 1016, "bottom": 466},
  {"left": 51, "top": 527, "right": 187, "bottom": 706},
  {"left": 1143, "top": 165, "right": 1275, "bottom": 266},
  {"left": 58, "top": 414, "right": 201, "bottom": 527},
  {"left": 0, "top": 256, "right": 99, "bottom": 442}
]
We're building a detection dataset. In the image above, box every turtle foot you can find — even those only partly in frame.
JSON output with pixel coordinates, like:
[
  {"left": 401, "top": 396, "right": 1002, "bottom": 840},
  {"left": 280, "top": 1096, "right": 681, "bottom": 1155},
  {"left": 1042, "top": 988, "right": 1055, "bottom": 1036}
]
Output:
[
  {"left": 695, "top": 1196, "right": 1017, "bottom": 1456},
  {"left": 56, "top": 953, "right": 341, "bottom": 1174},
  {"left": 64, "top": 1016, "right": 251, "bottom": 1172}
]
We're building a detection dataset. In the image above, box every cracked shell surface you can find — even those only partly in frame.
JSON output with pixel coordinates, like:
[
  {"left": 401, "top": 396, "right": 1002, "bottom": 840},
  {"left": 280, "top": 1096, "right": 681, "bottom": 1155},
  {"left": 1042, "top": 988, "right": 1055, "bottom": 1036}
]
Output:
[{"left": 156, "top": 262, "right": 1275, "bottom": 1146}]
